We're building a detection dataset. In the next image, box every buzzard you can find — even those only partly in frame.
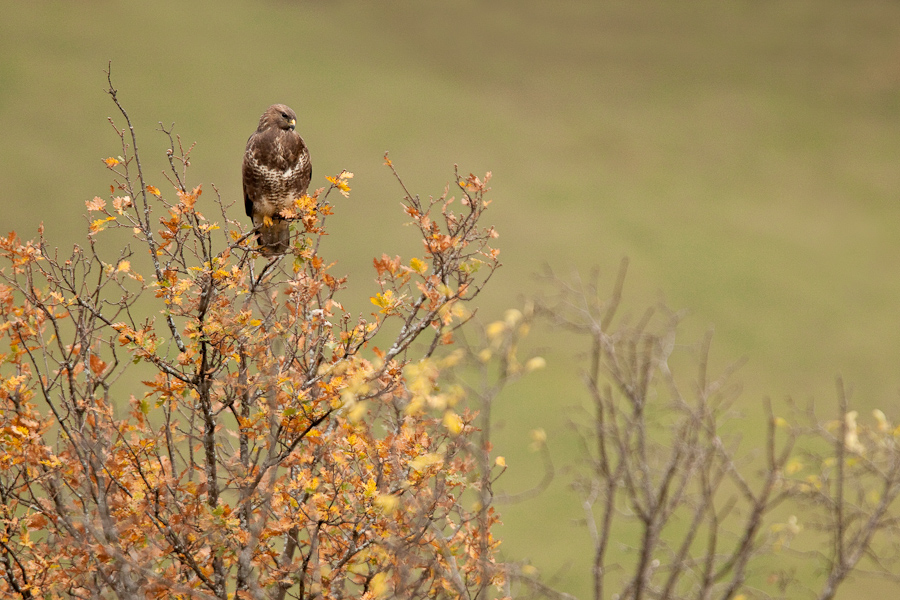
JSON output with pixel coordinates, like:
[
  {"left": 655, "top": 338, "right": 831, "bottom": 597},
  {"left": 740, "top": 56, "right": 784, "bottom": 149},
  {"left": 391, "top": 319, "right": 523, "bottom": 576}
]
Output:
[{"left": 242, "top": 104, "right": 312, "bottom": 255}]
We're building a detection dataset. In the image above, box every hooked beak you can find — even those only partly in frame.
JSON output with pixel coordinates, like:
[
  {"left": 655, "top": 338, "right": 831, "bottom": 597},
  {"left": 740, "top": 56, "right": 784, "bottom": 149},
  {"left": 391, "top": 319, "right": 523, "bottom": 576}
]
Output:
[{"left": 289, "top": 118, "right": 296, "bottom": 130}]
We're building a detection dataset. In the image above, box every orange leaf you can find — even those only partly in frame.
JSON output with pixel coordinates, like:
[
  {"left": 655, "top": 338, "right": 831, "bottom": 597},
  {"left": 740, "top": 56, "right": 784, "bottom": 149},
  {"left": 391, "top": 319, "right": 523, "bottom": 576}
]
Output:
[
  {"left": 112, "top": 196, "right": 132, "bottom": 214},
  {"left": 85, "top": 197, "right": 106, "bottom": 212},
  {"left": 89, "top": 354, "right": 107, "bottom": 376}
]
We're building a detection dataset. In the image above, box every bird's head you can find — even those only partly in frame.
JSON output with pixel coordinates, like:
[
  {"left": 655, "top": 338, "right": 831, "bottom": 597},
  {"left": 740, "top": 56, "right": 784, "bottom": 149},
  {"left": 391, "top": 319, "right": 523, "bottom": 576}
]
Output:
[{"left": 260, "top": 104, "right": 297, "bottom": 132}]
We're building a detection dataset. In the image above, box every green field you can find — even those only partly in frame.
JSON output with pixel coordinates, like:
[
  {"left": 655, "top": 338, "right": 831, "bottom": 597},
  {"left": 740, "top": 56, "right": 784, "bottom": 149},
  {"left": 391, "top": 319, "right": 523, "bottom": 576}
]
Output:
[{"left": 2, "top": 1, "right": 900, "bottom": 597}]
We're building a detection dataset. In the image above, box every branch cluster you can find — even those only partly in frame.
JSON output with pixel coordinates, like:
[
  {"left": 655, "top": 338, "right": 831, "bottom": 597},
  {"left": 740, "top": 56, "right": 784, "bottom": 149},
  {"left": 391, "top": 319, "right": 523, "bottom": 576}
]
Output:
[
  {"left": 514, "top": 261, "right": 900, "bottom": 600},
  {"left": 0, "top": 80, "right": 504, "bottom": 600}
]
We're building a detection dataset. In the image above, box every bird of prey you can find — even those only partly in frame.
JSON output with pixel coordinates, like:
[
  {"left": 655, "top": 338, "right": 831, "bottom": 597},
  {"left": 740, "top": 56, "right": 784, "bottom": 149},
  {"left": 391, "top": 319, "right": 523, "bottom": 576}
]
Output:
[{"left": 242, "top": 104, "right": 312, "bottom": 255}]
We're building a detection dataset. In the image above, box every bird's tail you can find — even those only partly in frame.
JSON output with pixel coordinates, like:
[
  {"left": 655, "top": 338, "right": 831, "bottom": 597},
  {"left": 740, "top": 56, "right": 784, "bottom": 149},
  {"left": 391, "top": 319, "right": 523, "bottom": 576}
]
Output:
[{"left": 255, "top": 218, "right": 290, "bottom": 256}]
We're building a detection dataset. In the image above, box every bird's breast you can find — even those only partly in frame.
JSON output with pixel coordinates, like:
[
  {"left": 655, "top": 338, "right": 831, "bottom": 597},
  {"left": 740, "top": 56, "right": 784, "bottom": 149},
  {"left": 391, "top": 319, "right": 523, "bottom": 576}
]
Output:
[{"left": 245, "top": 152, "right": 309, "bottom": 216}]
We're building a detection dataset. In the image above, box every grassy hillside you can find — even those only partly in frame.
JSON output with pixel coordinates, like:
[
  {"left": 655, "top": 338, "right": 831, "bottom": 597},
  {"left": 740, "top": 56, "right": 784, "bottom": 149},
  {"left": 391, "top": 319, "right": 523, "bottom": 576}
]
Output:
[{"left": 2, "top": 1, "right": 900, "bottom": 596}]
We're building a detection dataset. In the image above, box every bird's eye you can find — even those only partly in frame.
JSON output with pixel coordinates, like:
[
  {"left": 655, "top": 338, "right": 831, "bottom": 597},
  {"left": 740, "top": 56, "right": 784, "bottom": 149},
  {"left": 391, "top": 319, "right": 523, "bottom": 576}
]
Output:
[{"left": 281, "top": 112, "right": 289, "bottom": 119}]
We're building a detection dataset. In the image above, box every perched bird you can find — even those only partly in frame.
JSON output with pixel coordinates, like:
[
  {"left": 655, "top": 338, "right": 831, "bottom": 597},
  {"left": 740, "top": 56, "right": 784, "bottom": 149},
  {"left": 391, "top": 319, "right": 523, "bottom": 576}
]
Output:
[{"left": 242, "top": 104, "right": 312, "bottom": 255}]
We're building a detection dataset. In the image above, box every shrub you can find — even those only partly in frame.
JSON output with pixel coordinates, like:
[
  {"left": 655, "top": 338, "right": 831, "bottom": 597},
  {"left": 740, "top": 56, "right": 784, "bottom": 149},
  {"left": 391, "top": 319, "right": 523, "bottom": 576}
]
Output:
[{"left": 0, "top": 74, "right": 504, "bottom": 600}]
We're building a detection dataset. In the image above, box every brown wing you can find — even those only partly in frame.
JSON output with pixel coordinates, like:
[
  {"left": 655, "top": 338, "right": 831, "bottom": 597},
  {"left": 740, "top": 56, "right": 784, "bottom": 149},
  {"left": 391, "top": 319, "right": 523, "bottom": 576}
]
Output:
[{"left": 242, "top": 138, "right": 258, "bottom": 219}]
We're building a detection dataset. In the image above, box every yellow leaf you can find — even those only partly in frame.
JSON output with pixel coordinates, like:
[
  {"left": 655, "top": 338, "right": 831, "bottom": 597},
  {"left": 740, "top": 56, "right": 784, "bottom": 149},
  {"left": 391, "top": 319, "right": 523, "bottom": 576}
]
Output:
[
  {"left": 784, "top": 458, "right": 803, "bottom": 475},
  {"left": 370, "top": 572, "right": 390, "bottom": 598},
  {"left": 404, "top": 397, "right": 424, "bottom": 416},
  {"left": 443, "top": 411, "right": 463, "bottom": 435},
  {"left": 409, "top": 453, "right": 442, "bottom": 472},
  {"left": 504, "top": 308, "right": 523, "bottom": 326},
  {"left": 486, "top": 321, "right": 507, "bottom": 341},
  {"left": 530, "top": 428, "right": 547, "bottom": 451},
  {"left": 495, "top": 456, "right": 506, "bottom": 467},
  {"left": 116, "top": 260, "right": 130, "bottom": 273},
  {"left": 873, "top": 409, "right": 889, "bottom": 432},
  {"left": 374, "top": 494, "right": 399, "bottom": 514},
  {"left": 347, "top": 400, "right": 367, "bottom": 423},
  {"left": 90, "top": 216, "right": 116, "bottom": 233},
  {"left": 103, "top": 157, "right": 120, "bottom": 167},
  {"left": 440, "top": 349, "right": 465, "bottom": 368},
  {"left": 452, "top": 302, "right": 470, "bottom": 319},
  {"left": 409, "top": 257, "right": 427, "bottom": 274},
  {"left": 370, "top": 290, "right": 397, "bottom": 313},
  {"left": 325, "top": 171, "right": 354, "bottom": 197},
  {"left": 294, "top": 193, "right": 316, "bottom": 212},
  {"left": 525, "top": 356, "right": 546, "bottom": 372}
]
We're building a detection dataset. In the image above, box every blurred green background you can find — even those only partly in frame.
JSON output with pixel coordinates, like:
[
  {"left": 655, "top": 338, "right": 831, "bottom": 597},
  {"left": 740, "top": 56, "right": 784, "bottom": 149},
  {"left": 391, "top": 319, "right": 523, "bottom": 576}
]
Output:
[{"left": 2, "top": 1, "right": 900, "bottom": 597}]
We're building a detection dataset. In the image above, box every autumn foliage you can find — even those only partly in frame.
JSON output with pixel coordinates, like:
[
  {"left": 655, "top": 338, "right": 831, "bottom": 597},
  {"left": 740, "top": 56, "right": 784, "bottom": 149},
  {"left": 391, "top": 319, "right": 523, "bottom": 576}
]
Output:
[
  {"left": 5, "top": 76, "right": 900, "bottom": 600},
  {"left": 0, "top": 80, "right": 505, "bottom": 599}
]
